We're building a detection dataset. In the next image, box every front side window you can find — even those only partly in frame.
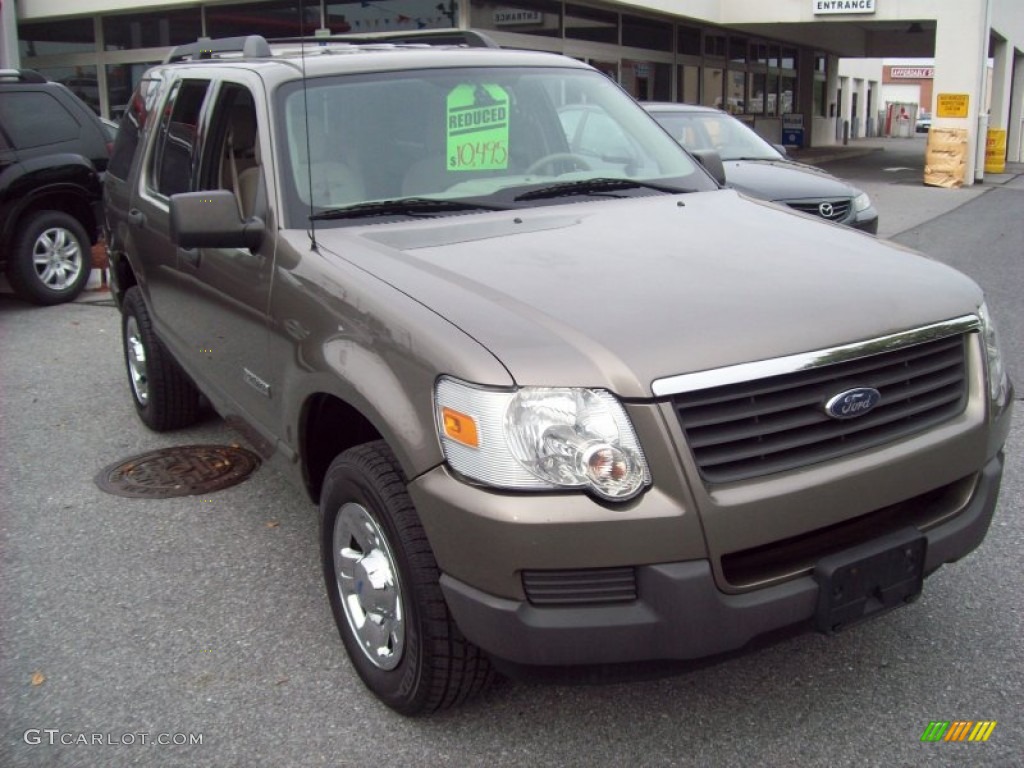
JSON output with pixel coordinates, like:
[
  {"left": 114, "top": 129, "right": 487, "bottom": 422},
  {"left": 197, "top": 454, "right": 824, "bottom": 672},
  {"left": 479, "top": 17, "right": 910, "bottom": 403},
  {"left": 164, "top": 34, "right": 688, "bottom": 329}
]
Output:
[
  {"left": 276, "top": 66, "right": 711, "bottom": 226},
  {"left": 147, "top": 79, "right": 210, "bottom": 198}
]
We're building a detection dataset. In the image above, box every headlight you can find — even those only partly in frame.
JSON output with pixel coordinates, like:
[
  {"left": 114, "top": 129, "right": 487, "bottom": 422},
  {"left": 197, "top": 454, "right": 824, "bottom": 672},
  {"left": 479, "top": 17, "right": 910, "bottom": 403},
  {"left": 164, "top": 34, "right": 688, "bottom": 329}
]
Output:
[
  {"left": 852, "top": 191, "right": 871, "bottom": 212},
  {"left": 978, "top": 302, "right": 1010, "bottom": 407},
  {"left": 435, "top": 377, "right": 650, "bottom": 501}
]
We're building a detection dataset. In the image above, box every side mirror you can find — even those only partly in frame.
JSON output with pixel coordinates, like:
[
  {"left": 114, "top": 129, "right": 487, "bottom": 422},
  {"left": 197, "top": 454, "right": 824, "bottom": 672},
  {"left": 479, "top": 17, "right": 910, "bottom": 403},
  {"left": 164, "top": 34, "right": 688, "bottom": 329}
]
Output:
[
  {"left": 690, "top": 149, "right": 727, "bottom": 186},
  {"left": 170, "top": 190, "right": 264, "bottom": 250}
]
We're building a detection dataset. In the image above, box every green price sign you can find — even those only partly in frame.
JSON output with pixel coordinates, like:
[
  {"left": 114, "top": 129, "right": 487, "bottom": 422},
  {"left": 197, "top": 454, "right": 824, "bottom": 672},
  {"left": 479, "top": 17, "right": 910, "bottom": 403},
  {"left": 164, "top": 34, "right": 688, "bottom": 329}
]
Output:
[{"left": 446, "top": 84, "right": 510, "bottom": 172}]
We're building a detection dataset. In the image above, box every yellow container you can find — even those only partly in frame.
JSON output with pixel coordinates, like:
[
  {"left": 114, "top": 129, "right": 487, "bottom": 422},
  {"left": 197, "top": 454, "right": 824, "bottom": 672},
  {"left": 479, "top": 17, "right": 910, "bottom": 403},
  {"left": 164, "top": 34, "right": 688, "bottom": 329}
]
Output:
[{"left": 985, "top": 128, "right": 1007, "bottom": 174}]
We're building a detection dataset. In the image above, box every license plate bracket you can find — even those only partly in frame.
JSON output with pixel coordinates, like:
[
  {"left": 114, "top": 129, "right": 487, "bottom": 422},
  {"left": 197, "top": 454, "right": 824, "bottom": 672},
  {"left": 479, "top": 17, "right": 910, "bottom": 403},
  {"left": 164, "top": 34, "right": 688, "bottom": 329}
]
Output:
[{"left": 813, "top": 528, "right": 926, "bottom": 634}]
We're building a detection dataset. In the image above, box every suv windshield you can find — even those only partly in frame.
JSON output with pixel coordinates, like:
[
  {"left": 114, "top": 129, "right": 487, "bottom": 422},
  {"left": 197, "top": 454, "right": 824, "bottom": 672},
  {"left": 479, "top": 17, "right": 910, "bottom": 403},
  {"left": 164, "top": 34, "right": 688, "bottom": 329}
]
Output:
[{"left": 276, "top": 66, "right": 713, "bottom": 225}]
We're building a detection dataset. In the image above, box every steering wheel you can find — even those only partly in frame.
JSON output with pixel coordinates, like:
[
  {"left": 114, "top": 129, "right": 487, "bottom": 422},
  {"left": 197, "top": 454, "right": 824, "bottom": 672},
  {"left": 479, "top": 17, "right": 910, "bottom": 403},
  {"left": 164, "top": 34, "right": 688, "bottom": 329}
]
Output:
[{"left": 524, "top": 153, "right": 593, "bottom": 176}]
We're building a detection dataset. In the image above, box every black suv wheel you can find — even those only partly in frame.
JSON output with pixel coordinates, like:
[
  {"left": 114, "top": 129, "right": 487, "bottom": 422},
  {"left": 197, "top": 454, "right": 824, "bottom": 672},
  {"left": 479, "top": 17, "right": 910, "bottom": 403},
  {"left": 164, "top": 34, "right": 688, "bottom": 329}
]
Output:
[{"left": 6, "top": 211, "right": 92, "bottom": 305}]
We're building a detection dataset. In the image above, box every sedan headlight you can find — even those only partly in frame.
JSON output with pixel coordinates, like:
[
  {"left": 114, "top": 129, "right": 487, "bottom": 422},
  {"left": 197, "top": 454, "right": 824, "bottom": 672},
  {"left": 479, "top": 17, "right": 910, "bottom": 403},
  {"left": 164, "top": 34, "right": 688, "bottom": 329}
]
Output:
[
  {"left": 978, "top": 302, "right": 1010, "bottom": 407},
  {"left": 852, "top": 191, "right": 871, "bottom": 212},
  {"left": 435, "top": 377, "right": 650, "bottom": 501}
]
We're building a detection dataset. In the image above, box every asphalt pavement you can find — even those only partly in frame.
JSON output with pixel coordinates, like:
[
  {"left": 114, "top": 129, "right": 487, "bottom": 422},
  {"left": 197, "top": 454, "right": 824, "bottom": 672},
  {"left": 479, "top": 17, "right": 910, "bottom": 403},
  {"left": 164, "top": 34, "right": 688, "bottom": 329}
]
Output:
[{"left": 2, "top": 144, "right": 1022, "bottom": 767}]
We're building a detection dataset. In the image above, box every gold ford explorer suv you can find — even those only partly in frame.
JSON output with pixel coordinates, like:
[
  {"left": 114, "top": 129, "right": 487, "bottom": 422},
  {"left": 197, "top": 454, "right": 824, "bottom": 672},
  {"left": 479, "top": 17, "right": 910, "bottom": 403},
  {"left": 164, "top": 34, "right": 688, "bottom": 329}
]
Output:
[{"left": 103, "top": 33, "right": 1013, "bottom": 715}]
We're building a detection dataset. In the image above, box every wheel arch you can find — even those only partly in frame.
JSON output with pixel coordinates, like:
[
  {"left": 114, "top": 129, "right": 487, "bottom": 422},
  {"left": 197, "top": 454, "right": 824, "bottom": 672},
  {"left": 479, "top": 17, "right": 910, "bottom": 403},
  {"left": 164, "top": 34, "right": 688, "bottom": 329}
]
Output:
[{"left": 300, "top": 392, "right": 389, "bottom": 504}]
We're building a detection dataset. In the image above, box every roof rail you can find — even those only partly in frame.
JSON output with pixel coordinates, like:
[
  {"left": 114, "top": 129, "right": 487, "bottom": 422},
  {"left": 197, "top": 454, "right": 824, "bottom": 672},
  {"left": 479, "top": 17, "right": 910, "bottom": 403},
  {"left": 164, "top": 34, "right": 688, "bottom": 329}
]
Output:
[
  {"left": 0, "top": 68, "right": 48, "bottom": 84},
  {"left": 271, "top": 28, "right": 500, "bottom": 49},
  {"left": 165, "top": 35, "right": 273, "bottom": 63}
]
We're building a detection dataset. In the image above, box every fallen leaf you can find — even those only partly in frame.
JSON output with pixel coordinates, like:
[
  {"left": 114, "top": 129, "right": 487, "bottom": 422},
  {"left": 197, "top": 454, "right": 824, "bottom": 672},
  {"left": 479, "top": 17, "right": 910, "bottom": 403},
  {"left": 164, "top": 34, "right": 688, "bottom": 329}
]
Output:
[
  {"left": 265, "top": 521, "right": 280, "bottom": 528},
  {"left": 31, "top": 671, "right": 46, "bottom": 686}
]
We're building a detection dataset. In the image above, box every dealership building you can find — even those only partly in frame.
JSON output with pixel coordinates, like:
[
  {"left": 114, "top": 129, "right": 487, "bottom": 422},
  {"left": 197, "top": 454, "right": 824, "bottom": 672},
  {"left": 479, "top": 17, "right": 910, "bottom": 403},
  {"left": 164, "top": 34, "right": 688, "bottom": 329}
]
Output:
[{"left": 2, "top": 0, "right": 1022, "bottom": 183}]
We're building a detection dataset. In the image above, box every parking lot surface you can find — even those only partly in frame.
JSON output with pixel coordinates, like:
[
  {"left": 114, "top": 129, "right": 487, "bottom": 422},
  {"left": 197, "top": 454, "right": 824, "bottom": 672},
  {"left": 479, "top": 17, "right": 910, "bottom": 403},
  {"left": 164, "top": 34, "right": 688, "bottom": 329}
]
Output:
[{"left": 2, "top": 143, "right": 1022, "bottom": 766}]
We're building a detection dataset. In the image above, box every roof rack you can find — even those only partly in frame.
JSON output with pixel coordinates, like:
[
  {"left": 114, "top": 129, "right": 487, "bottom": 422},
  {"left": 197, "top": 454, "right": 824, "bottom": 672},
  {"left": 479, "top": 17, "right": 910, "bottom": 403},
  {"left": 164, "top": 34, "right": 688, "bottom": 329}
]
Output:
[
  {"left": 165, "top": 35, "right": 272, "bottom": 64},
  {"left": 271, "top": 29, "right": 500, "bottom": 48},
  {"left": 164, "top": 28, "right": 499, "bottom": 63},
  {"left": 0, "top": 68, "right": 48, "bottom": 84}
]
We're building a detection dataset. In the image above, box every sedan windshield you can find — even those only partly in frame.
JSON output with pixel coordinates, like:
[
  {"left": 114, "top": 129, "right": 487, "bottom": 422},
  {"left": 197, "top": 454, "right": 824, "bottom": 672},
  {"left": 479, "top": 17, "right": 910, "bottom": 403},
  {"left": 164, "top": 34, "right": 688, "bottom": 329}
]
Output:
[
  {"left": 649, "top": 109, "right": 783, "bottom": 162},
  {"left": 276, "top": 67, "right": 714, "bottom": 225}
]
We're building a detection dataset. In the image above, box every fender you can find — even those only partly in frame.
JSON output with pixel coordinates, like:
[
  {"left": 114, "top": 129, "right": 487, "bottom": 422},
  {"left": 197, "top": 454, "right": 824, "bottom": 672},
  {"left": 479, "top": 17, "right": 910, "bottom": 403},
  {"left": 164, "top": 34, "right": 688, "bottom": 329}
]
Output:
[{"left": 0, "top": 153, "right": 102, "bottom": 245}]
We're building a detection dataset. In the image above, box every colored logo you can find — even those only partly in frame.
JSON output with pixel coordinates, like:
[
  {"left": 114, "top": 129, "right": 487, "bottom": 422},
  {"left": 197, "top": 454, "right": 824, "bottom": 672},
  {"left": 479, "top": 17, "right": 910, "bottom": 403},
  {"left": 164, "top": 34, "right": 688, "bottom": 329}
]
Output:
[
  {"left": 824, "top": 387, "right": 881, "bottom": 420},
  {"left": 920, "top": 721, "right": 997, "bottom": 742}
]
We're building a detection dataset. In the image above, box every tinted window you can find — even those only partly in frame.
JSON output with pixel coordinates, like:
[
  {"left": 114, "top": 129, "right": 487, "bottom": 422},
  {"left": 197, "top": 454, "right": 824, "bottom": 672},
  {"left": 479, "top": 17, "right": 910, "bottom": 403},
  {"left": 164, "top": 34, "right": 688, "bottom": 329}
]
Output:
[
  {"left": 0, "top": 91, "right": 80, "bottom": 149},
  {"left": 108, "top": 81, "right": 156, "bottom": 179},
  {"left": 148, "top": 79, "right": 210, "bottom": 197}
]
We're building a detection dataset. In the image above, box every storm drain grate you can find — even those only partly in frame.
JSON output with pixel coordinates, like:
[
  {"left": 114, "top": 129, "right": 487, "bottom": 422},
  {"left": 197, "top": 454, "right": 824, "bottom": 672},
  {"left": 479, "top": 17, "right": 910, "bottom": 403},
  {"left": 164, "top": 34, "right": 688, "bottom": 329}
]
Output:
[{"left": 94, "top": 445, "right": 261, "bottom": 499}]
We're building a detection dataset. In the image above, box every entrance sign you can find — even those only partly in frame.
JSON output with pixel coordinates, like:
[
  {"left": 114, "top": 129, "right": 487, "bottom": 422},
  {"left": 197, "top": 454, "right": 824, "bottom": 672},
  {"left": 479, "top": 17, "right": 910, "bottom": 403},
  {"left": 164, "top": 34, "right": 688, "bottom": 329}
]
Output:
[
  {"left": 936, "top": 93, "right": 969, "bottom": 118},
  {"left": 813, "top": 0, "right": 876, "bottom": 14}
]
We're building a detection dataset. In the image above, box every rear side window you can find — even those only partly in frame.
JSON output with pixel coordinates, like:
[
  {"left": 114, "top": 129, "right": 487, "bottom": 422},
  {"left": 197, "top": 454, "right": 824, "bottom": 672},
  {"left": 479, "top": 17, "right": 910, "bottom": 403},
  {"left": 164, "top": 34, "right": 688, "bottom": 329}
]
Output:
[{"left": 0, "top": 91, "right": 80, "bottom": 149}]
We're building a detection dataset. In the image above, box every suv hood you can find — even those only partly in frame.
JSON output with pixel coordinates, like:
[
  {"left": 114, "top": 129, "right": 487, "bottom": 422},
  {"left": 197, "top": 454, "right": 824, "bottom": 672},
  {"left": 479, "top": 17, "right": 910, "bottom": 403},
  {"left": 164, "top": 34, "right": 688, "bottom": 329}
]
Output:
[
  {"left": 319, "top": 190, "right": 981, "bottom": 397},
  {"left": 724, "top": 159, "right": 856, "bottom": 202}
]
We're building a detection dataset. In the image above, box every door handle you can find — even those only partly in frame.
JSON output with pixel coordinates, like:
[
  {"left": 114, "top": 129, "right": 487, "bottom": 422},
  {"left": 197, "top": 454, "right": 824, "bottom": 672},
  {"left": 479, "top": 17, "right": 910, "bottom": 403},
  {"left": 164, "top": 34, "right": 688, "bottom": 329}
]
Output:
[
  {"left": 127, "top": 209, "right": 146, "bottom": 227},
  {"left": 180, "top": 248, "right": 200, "bottom": 267}
]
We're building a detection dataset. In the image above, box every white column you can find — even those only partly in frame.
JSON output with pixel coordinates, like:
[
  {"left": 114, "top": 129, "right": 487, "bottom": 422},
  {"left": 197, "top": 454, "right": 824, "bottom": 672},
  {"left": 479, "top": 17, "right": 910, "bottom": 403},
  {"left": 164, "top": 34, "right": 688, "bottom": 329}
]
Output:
[
  {"left": 0, "top": 0, "right": 20, "bottom": 69},
  {"left": 932, "top": 3, "right": 990, "bottom": 184},
  {"left": 989, "top": 37, "right": 1012, "bottom": 133},
  {"left": 1009, "top": 52, "right": 1024, "bottom": 163}
]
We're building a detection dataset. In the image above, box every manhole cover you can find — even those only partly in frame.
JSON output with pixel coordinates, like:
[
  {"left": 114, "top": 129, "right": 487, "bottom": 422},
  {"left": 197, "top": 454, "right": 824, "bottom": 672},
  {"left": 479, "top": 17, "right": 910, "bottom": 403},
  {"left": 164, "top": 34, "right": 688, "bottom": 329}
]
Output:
[{"left": 95, "top": 445, "right": 261, "bottom": 499}]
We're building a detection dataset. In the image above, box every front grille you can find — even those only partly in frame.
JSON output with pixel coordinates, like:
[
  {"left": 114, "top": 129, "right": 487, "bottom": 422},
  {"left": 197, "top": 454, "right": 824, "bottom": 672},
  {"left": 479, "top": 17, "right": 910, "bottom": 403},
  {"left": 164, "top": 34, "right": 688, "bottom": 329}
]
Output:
[
  {"left": 786, "top": 199, "right": 851, "bottom": 221},
  {"left": 671, "top": 334, "right": 969, "bottom": 484},
  {"left": 522, "top": 567, "right": 637, "bottom": 605}
]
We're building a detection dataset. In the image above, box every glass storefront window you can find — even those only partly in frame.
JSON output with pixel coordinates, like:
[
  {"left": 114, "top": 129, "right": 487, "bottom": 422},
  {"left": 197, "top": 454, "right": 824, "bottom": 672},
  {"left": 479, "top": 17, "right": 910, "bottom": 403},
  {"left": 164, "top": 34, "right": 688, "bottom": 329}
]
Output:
[
  {"left": 565, "top": 4, "right": 618, "bottom": 44},
  {"left": 702, "top": 67, "right": 722, "bottom": 108},
  {"left": 18, "top": 19, "right": 95, "bottom": 57},
  {"left": 206, "top": 1, "right": 320, "bottom": 39},
  {"left": 622, "top": 60, "right": 670, "bottom": 100},
  {"left": 704, "top": 34, "right": 725, "bottom": 58},
  {"left": 326, "top": 0, "right": 455, "bottom": 33},
  {"left": 470, "top": 0, "right": 560, "bottom": 38},
  {"left": 726, "top": 70, "right": 744, "bottom": 114},
  {"left": 766, "top": 73, "right": 778, "bottom": 115},
  {"left": 678, "top": 64, "right": 699, "bottom": 103},
  {"left": 781, "top": 75, "right": 796, "bottom": 113},
  {"left": 622, "top": 15, "right": 671, "bottom": 52},
  {"left": 103, "top": 9, "right": 201, "bottom": 50},
  {"left": 782, "top": 48, "right": 797, "bottom": 70},
  {"left": 729, "top": 37, "right": 746, "bottom": 65},
  {"left": 747, "top": 72, "right": 766, "bottom": 115},
  {"left": 677, "top": 26, "right": 701, "bottom": 56}
]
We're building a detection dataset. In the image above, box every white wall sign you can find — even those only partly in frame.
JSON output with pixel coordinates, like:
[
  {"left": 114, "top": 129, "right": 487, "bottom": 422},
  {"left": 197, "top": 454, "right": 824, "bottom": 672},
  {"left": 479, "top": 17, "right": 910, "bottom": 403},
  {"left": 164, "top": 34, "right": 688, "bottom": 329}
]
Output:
[
  {"left": 494, "top": 9, "right": 543, "bottom": 26},
  {"left": 813, "top": 0, "right": 876, "bottom": 15},
  {"left": 890, "top": 66, "right": 934, "bottom": 79}
]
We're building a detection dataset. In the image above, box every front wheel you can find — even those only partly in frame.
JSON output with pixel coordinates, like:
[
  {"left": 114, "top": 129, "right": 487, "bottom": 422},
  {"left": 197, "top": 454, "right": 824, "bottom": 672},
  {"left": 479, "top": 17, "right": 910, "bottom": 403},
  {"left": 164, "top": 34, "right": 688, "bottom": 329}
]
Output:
[
  {"left": 6, "top": 211, "right": 92, "bottom": 305},
  {"left": 320, "top": 441, "right": 493, "bottom": 715}
]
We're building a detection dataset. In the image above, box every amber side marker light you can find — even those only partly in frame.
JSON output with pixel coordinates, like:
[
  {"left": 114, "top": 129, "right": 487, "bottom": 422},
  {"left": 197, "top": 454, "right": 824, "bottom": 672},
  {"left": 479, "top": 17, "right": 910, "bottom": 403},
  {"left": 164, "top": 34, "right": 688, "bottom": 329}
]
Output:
[{"left": 442, "top": 407, "right": 480, "bottom": 448}]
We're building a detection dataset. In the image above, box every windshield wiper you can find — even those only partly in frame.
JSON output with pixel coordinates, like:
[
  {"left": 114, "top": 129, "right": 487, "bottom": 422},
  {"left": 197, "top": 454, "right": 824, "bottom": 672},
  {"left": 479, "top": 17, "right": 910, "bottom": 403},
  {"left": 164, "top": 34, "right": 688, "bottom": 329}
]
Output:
[
  {"left": 513, "top": 178, "right": 685, "bottom": 202},
  {"left": 309, "top": 197, "right": 506, "bottom": 221}
]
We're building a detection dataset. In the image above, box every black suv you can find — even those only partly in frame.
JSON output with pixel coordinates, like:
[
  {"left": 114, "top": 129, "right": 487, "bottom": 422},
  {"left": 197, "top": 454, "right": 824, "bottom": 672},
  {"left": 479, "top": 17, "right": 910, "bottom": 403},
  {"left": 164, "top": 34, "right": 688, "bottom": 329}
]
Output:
[{"left": 0, "top": 69, "right": 110, "bottom": 304}]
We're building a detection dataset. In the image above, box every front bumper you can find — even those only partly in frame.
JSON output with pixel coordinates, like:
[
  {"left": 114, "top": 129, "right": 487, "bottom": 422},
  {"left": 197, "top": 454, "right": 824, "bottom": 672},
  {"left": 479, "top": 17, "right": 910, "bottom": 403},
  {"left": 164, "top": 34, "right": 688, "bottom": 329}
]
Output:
[{"left": 439, "top": 452, "right": 1003, "bottom": 667}]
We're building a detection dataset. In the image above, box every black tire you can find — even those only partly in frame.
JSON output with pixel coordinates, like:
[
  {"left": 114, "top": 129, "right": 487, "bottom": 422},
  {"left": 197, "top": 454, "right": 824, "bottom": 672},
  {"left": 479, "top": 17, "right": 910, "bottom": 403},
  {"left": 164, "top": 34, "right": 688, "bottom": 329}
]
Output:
[
  {"left": 320, "top": 441, "right": 493, "bottom": 715},
  {"left": 121, "top": 286, "right": 200, "bottom": 431},
  {"left": 6, "top": 211, "right": 93, "bottom": 305}
]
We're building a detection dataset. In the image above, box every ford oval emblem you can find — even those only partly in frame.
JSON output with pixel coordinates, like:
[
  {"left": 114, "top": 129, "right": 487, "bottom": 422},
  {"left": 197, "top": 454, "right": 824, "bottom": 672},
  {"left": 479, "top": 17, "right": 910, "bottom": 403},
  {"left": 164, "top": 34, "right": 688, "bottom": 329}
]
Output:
[{"left": 824, "top": 387, "right": 881, "bottom": 420}]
